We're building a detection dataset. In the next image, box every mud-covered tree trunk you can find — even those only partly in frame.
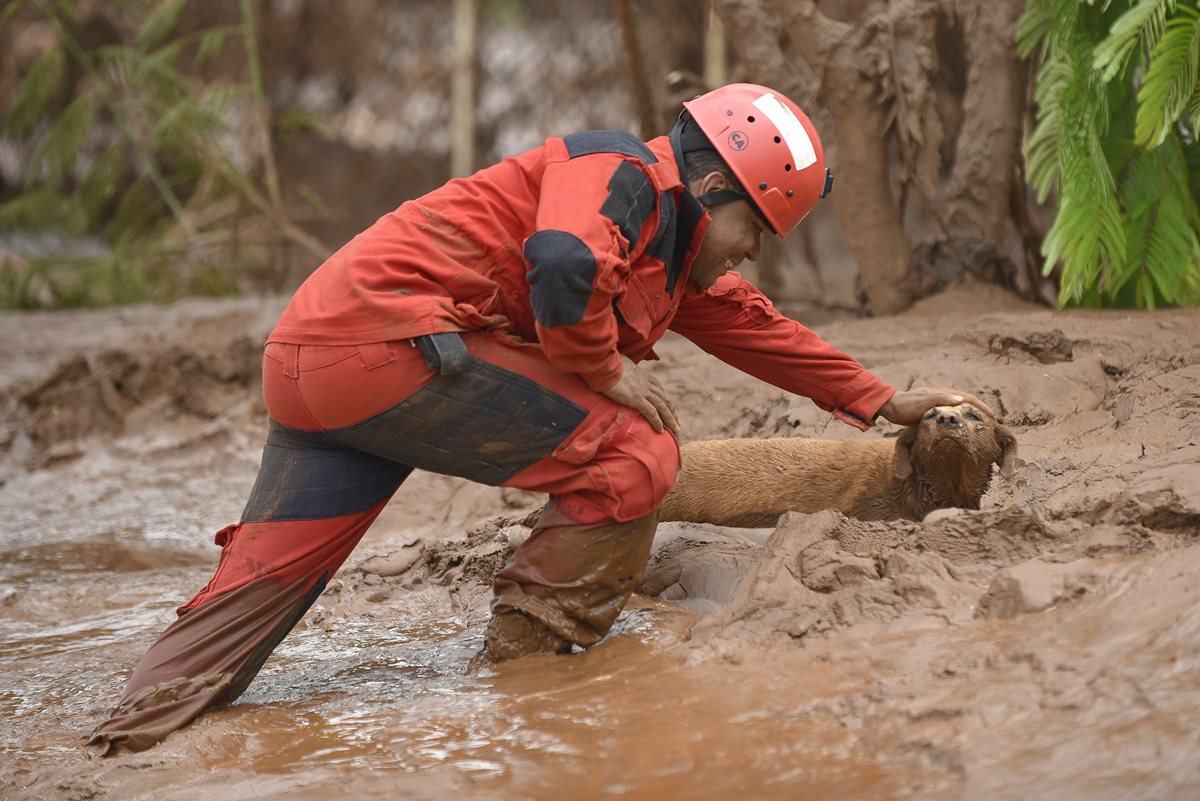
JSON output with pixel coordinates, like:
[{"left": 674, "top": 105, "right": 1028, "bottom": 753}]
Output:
[{"left": 715, "top": 0, "right": 1052, "bottom": 314}]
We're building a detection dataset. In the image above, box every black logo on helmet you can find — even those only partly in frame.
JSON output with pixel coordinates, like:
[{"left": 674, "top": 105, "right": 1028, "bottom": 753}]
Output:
[{"left": 727, "top": 131, "right": 749, "bottom": 151}]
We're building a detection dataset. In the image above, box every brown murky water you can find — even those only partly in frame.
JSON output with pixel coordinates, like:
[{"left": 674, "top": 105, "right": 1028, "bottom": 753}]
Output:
[
  {"left": 1, "top": 526, "right": 906, "bottom": 800},
  {"left": 3, "top": 291, "right": 1200, "bottom": 800}
]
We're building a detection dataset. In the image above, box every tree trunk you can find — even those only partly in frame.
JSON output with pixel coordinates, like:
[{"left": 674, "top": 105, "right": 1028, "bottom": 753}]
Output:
[
  {"left": 613, "top": 0, "right": 658, "bottom": 138},
  {"left": 714, "top": 0, "right": 1050, "bottom": 314}
]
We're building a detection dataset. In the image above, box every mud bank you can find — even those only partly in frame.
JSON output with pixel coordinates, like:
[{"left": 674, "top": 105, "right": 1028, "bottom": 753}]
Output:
[{"left": 2, "top": 283, "right": 1199, "bottom": 800}]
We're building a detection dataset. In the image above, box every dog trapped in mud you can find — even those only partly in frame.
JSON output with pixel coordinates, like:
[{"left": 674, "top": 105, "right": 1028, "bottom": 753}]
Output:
[{"left": 658, "top": 403, "right": 1017, "bottom": 526}]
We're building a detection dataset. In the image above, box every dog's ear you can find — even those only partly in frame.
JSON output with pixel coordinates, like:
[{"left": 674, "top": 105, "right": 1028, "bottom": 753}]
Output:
[
  {"left": 893, "top": 425, "right": 919, "bottom": 480},
  {"left": 994, "top": 425, "right": 1018, "bottom": 478}
]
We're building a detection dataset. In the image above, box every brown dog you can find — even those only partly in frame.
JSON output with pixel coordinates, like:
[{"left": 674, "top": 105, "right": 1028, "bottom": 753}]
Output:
[{"left": 657, "top": 404, "right": 1017, "bottom": 526}]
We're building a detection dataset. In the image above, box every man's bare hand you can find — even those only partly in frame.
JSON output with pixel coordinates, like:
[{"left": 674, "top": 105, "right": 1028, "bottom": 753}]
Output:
[
  {"left": 877, "top": 387, "right": 996, "bottom": 426},
  {"left": 602, "top": 356, "right": 680, "bottom": 433}
]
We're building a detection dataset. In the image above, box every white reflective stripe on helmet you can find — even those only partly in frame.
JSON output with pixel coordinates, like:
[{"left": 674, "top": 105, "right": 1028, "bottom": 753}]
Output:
[{"left": 752, "top": 92, "right": 816, "bottom": 170}]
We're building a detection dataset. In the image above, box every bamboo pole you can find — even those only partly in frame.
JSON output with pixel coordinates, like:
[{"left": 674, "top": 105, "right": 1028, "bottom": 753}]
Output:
[
  {"left": 451, "top": 0, "right": 477, "bottom": 177},
  {"left": 239, "top": 0, "right": 282, "bottom": 217},
  {"left": 704, "top": 0, "right": 727, "bottom": 90}
]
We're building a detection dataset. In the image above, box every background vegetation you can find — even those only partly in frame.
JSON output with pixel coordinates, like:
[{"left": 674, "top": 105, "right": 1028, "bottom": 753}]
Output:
[
  {"left": 0, "top": 0, "right": 328, "bottom": 308},
  {"left": 1, "top": 0, "right": 1197, "bottom": 312},
  {"left": 1018, "top": 0, "right": 1200, "bottom": 308}
]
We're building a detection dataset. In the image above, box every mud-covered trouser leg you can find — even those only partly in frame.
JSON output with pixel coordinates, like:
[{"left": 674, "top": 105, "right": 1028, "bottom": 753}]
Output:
[
  {"left": 484, "top": 501, "right": 660, "bottom": 657},
  {"left": 87, "top": 422, "right": 411, "bottom": 756}
]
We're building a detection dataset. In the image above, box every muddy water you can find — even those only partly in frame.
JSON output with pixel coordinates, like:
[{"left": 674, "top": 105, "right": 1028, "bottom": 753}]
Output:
[
  {"left": 2, "top": 534, "right": 909, "bottom": 800},
  {"left": 3, "top": 291, "right": 1200, "bottom": 800}
]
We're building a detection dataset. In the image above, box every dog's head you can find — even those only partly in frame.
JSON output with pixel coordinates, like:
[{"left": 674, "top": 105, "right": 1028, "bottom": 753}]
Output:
[{"left": 892, "top": 403, "right": 1017, "bottom": 502}]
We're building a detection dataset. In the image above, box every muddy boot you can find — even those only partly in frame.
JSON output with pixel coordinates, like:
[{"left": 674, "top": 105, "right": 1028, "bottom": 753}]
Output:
[
  {"left": 468, "top": 609, "right": 571, "bottom": 671},
  {"left": 486, "top": 501, "right": 660, "bottom": 652}
]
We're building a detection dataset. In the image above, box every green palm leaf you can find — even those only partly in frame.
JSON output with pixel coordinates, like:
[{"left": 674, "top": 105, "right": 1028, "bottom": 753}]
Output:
[
  {"left": 1136, "top": 6, "right": 1200, "bottom": 145},
  {"left": 1094, "top": 0, "right": 1176, "bottom": 82},
  {"left": 4, "top": 47, "right": 65, "bottom": 136},
  {"left": 0, "top": 186, "right": 66, "bottom": 230},
  {"left": 76, "top": 144, "right": 126, "bottom": 225},
  {"left": 1018, "top": 0, "right": 1082, "bottom": 57},
  {"left": 1021, "top": 0, "right": 1200, "bottom": 308},
  {"left": 193, "top": 28, "right": 231, "bottom": 68},
  {"left": 27, "top": 93, "right": 96, "bottom": 189},
  {"left": 135, "top": 0, "right": 187, "bottom": 52}
]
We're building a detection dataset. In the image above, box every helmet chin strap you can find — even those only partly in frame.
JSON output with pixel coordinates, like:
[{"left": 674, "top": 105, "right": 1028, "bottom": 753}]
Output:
[
  {"left": 669, "top": 110, "right": 772, "bottom": 227},
  {"left": 693, "top": 187, "right": 748, "bottom": 207}
]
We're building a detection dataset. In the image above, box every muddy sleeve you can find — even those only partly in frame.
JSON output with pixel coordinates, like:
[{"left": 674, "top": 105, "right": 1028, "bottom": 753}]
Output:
[
  {"left": 669, "top": 272, "right": 896, "bottom": 430},
  {"left": 523, "top": 156, "right": 658, "bottom": 393}
]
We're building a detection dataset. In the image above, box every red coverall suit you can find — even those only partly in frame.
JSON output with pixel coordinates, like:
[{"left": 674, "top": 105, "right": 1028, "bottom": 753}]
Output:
[{"left": 89, "top": 129, "right": 895, "bottom": 754}]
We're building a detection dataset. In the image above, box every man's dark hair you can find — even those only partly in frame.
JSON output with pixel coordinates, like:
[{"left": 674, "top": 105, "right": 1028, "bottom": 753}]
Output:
[{"left": 682, "top": 148, "right": 743, "bottom": 192}]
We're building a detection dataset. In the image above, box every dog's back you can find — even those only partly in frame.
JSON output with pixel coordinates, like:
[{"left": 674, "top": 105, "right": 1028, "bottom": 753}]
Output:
[
  {"left": 659, "top": 406, "right": 1016, "bottom": 526},
  {"left": 658, "top": 437, "right": 897, "bottom": 527}
]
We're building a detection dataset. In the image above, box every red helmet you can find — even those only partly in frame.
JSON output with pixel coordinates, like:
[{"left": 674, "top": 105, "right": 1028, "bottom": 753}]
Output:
[{"left": 680, "top": 83, "right": 832, "bottom": 237}]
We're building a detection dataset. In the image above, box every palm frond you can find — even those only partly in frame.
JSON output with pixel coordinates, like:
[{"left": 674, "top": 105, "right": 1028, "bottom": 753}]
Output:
[
  {"left": 103, "top": 179, "right": 165, "bottom": 245},
  {"left": 279, "top": 105, "right": 334, "bottom": 140},
  {"left": 1136, "top": 5, "right": 1200, "bottom": 145},
  {"left": 0, "top": 186, "right": 74, "bottom": 231},
  {"left": 135, "top": 0, "right": 187, "bottom": 52},
  {"left": 193, "top": 27, "right": 231, "bottom": 68},
  {"left": 0, "top": 0, "right": 27, "bottom": 28},
  {"left": 4, "top": 46, "right": 66, "bottom": 136},
  {"left": 94, "top": 44, "right": 140, "bottom": 95},
  {"left": 1026, "top": 55, "right": 1073, "bottom": 200},
  {"left": 1045, "top": 102, "right": 1128, "bottom": 302},
  {"left": 1111, "top": 140, "right": 1198, "bottom": 304},
  {"left": 27, "top": 93, "right": 96, "bottom": 188},
  {"left": 1143, "top": 192, "right": 1197, "bottom": 302},
  {"left": 76, "top": 144, "right": 126, "bottom": 224},
  {"left": 136, "top": 46, "right": 192, "bottom": 104},
  {"left": 153, "top": 95, "right": 230, "bottom": 148},
  {"left": 1017, "top": 0, "right": 1082, "bottom": 58},
  {"left": 1023, "top": 0, "right": 1200, "bottom": 308},
  {"left": 1094, "top": 0, "right": 1176, "bottom": 82}
]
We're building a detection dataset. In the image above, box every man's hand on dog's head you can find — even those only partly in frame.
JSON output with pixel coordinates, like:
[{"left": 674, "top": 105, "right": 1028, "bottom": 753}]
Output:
[{"left": 876, "top": 388, "right": 996, "bottom": 426}]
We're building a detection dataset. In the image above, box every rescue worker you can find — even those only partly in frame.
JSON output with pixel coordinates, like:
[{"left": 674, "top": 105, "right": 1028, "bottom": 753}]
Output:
[{"left": 88, "top": 83, "right": 993, "bottom": 755}]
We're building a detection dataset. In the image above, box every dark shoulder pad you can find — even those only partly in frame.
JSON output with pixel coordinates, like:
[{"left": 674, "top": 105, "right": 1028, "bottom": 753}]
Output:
[
  {"left": 601, "top": 161, "right": 656, "bottom": 251},
  {"left": 563, "top": 130, "right": 657, "bottom": 163}
]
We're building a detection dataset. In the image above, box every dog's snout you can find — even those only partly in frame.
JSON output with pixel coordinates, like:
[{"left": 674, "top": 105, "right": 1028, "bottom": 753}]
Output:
[{"left": 936, "top": 410, "right": 961, "bottom": 427}]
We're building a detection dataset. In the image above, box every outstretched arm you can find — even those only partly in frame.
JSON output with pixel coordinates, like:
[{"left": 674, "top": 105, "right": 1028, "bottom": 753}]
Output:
[
  {"left": 669, "top": 272, "right": 894, "bottom": 430},
  {"left": 671, "top": 273, "right": 994, "bottom": 429}
]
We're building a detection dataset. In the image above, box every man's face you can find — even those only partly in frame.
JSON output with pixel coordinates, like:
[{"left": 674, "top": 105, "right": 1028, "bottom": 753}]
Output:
[{"left": 687, "top": 174, "right": 769, "bottom": 289}]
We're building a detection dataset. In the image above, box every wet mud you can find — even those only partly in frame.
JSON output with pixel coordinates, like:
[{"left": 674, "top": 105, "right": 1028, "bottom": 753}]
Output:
[{"left": 2, "top": 285, "right": 1199, "bottom": 799}]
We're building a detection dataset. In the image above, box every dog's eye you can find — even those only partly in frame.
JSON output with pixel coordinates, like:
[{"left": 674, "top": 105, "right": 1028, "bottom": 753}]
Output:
[
  {"left": 924, "top": 409, "right": 937, "bottom": 420},
  {"left": 966, "top": 411, "right": 982, "bottom": 422}
]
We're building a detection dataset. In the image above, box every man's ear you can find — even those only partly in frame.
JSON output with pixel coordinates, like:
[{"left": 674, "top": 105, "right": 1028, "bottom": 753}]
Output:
[
  {"left": 696, "top": 170, "right": 728, "bottom": 196},
  {"left": 893, "top": 425, "right": 918, "bottom": 480},
  {"left": 994, "top": 425, "right": 1018, "bottom": 478}
]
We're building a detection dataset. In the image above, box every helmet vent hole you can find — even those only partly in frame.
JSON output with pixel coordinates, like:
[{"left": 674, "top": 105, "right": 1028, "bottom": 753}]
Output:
[
  {"left": 773, "top": 135, "right": 781, "bottom": 143},
  {"left": 747, "top": 115, "right": 756, "bottom": 123},
  {"left": 784, "top": 164, "right": 792, "bottom": 172}
]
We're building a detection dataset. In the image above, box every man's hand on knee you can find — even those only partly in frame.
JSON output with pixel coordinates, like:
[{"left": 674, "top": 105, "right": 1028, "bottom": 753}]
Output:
[{"left": 601, "top": 356, "right": 680, "bottom": 434}]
